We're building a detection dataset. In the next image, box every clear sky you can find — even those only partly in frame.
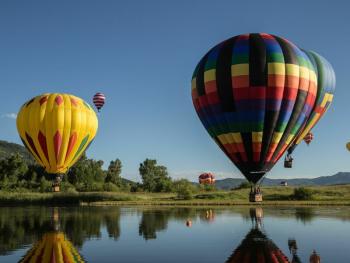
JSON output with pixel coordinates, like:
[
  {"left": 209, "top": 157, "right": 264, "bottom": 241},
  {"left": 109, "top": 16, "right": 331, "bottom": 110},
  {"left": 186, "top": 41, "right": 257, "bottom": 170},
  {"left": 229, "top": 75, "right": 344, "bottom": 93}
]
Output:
[{"left": 0, "top": 0, "right": 348, "bottom": 182}]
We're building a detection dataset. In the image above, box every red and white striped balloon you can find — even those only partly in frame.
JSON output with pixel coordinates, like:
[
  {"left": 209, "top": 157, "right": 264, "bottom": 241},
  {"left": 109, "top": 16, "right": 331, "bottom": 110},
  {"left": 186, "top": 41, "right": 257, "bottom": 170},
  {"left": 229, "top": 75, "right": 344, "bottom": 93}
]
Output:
[
  {"left": 303, "top": 132, "right": 314, "bottom": 145},
  {"left": 93, "top": 92, "right": 105, "bottom": 112}
]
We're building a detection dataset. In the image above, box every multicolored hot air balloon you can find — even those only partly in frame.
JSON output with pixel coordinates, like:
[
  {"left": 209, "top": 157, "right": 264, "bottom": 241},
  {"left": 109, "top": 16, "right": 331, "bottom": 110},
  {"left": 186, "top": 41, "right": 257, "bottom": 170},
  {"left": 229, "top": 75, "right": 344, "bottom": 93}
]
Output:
[
  {"left": 286, "top": 50, "right": 335, "bottom": 166},
  {"left": 20, "top": 232, "right": 85, "bottom": 263},
  {"left": 16, "top": 93, "right": 98, "bottom": 190},
  {"left": 303, "top": 132, "right": 314, "bottom": 146},
  {"left": 198, "top": 172, "right": 215, "bottom": 185},
  {"left": 93, "top": 92, "right": 106, "bottom": 112},
  {"left": 191, "top": 33, "right": 334, "bottom": 192}
]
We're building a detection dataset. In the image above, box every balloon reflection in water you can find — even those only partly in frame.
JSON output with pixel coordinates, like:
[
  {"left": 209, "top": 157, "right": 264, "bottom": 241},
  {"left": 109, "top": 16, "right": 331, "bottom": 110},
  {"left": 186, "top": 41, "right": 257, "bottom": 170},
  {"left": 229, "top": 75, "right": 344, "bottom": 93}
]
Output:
[
  {"left": 226, "top": 208, "right": 289, "bottom": 263},
  {"left": 309, "top": 250, "right": 321, "bottom": 263},
  {"left": 19, "top": 232, "right": 84, "bottom": 263},
  {"left": 199, "top": 209, "right": 215, "bottom": 223},
  {"left": 288, "top": 238, "right": 302, "bottom": 263},
  {"left": 19, "top": 208, "right": 84, "bottom": 263}
]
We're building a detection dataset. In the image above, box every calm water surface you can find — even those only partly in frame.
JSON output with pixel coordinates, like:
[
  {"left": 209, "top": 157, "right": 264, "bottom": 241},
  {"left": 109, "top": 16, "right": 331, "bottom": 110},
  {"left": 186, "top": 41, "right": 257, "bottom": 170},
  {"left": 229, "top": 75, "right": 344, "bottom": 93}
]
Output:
[{"left": 0, "top": 206, "right": 349, "bottom": 262}]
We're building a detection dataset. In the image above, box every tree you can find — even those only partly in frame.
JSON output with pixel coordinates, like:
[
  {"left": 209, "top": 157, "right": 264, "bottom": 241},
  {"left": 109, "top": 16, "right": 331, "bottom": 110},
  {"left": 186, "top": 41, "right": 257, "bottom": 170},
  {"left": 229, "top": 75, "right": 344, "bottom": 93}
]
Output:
[
  {"left": 139, "top": 159, "right": 172, "bottom": 192},
  {"left": 173, "top": 179, "right": 194, "bottom": 200},
  {"left": 0, "top": 154, "right": 28, "bottom": 187},
  {"left": 105, "top": 159, "right": 122, "bottom": 186},
  {"left": 67, "top": 153, "right": 105, "bottom": 190}
]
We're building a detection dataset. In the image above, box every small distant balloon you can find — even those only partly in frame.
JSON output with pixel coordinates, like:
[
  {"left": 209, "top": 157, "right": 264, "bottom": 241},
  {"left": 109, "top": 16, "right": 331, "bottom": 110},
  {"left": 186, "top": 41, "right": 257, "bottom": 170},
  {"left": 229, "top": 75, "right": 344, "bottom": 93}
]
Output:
[
  {"left": 346, "top": 142, "right": 350, "bottom": 151},
  {"left": 303, "top": 132, "right": 314, "bottom": 146},
  {"left": 93, "top": 92, "right": 106, "bottom": 112},
  {"left": 198, "top": 173, "right": 215, "bottom": 185}
]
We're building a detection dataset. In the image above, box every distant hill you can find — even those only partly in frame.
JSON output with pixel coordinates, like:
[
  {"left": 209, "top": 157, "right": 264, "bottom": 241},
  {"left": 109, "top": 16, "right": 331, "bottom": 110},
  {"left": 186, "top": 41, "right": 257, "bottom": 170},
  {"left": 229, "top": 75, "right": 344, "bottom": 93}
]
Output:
[
  {"left": 215, "top": 172, "right": 350, "bottom": 190},
  {"left": 0, "top": 140, "right": 34, "bottom": 163}
]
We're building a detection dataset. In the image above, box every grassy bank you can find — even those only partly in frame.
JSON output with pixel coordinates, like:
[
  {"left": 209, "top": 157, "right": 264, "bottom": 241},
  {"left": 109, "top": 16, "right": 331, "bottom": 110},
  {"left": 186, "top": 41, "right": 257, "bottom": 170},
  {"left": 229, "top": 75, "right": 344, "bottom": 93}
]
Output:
[{"left": 1, "top": 184, "right": 350, "bottom": 206}]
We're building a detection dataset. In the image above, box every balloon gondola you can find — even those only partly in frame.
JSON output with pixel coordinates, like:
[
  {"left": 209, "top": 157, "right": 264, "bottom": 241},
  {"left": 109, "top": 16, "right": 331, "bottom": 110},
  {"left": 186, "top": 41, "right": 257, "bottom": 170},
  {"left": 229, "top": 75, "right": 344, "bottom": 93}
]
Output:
[
  {"left": 191, "top": 33, "right": 335, "bottom": 201},
  {"left": 16, "top": 93, "right": 98, "bottom": 192}
]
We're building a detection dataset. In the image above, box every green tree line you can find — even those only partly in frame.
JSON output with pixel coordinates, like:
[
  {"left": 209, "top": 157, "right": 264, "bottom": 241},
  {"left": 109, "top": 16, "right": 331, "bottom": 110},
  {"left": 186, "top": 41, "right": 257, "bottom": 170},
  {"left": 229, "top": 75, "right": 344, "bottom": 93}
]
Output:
[{"left": 0, "top": 154, "right": 208, "bottom": 196}]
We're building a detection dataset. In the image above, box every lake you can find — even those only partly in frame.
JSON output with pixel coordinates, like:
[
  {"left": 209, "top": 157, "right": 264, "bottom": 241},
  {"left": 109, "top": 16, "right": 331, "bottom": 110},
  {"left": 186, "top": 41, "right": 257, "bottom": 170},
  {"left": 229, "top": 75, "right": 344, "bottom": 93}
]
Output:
[{"left": 0, "top": 206, "right": 349, "bottom": 262}]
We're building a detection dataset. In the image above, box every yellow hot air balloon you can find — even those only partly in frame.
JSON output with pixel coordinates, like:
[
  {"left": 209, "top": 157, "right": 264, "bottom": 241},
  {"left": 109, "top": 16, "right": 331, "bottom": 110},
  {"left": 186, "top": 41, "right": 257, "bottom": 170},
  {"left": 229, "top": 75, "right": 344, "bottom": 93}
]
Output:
[
  {"left": 16, "top": 93, "right": 98, "bottom": 190},
  {"left": 346, "top": 142, "right": 350, "bottom": 151}
]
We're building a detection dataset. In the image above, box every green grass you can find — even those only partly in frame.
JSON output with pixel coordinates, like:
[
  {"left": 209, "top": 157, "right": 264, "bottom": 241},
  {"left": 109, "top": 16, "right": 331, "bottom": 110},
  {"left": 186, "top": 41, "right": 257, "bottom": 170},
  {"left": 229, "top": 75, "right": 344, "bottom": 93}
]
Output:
[{"left": 1, "top": 184, "right": 350, "bottom": 206}]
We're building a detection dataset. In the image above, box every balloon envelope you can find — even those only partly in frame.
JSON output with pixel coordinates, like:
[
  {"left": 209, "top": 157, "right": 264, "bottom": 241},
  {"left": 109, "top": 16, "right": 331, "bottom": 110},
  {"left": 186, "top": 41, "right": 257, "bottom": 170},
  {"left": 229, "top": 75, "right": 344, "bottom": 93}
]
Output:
[
  {"left": 303, "top": 132, "right": 314, "bottom": 145},
  {"left": 346, "top": 142, "right": 350, "bottom": 151},
  {"left": 288, "top": 50, "right": 335, "bottom": 152},
  {"left": 16, "top": 93, "right": 98, "bottom": 174},
  {"left": 198, "top": 173, "right": 215, "bottom": 184},
  {"left": 192, "top": 33, "right": 319, "bottom": 183},
  {"left": 93, "top": 92, "right": 106, "bottom": 111}
]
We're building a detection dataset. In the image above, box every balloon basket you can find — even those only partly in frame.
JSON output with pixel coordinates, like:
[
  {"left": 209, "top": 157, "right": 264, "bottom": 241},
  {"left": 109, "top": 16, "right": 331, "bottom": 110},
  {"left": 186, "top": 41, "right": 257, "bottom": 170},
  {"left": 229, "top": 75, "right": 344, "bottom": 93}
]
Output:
[
  {"left": 284, "top": 159, "right": 293, "bottom": 168},
  {"left": 249, "top": 193, "right": 263, "bottom": 202},
  {"left": 52, "top": 185, "right": 60, "bottom": 192}
]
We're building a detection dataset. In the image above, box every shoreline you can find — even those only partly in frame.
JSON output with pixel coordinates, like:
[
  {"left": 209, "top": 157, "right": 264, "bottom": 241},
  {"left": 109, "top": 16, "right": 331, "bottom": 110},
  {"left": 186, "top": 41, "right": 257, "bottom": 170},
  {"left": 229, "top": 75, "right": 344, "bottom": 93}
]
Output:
[{"left": 1, "top": 184, "right": 350, "bottom": 206}]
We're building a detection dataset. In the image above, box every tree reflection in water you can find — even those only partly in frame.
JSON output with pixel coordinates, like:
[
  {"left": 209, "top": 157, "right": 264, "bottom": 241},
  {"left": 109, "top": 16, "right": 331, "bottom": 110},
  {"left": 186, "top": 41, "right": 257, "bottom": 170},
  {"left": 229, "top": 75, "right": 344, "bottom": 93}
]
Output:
[
  {"left": 138, "top": 208, "right": 197, "bottom": 240},
  {"left": 0, "top": 207, "right": 121, "bottom": 256},
  {"left": 0, "top": 206, "right": 328, "bottom": 261}
]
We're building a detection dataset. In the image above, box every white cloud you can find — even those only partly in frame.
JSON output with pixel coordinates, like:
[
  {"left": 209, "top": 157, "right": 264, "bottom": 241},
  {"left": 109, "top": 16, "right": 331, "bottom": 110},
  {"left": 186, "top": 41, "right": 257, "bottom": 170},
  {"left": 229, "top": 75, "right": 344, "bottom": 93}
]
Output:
[{"left": 1, "top": 113, "right": 17, "bottom": 119}]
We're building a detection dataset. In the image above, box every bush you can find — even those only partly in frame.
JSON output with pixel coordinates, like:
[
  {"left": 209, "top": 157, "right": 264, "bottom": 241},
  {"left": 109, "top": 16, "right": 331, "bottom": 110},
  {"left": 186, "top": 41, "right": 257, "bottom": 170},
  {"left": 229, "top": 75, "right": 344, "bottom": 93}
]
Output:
[
  {"left": 39, "top": 178, "right": 52, "bottom": 193},
  {"left": 173, "top": 179, "right": 194, "bottom": 200},
  {"left": 103, "top": 182, "right": 120, "bottom": 192},
  {"left": 233, "top": 181, "right": 251, "bottom": 190},
  {"left": 200, "top": 184, "right": 217, "bottom": 192},
  {"left": 292, "top": 187, "right": 314, "bottom": 200},
  {"left": 60, "top": 182, "right": 77, "bottom": 193},
  {"left": 130, "top": 183, "right": 144, "bottom": 192}
]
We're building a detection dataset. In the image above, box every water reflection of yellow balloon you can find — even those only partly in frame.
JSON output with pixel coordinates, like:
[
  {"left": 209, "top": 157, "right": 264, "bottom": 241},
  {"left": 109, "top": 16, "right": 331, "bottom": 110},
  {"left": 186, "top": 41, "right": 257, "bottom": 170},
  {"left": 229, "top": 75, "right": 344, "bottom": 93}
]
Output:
[{"left": 20, "top": 232, "right": 84, "bottom": 263}]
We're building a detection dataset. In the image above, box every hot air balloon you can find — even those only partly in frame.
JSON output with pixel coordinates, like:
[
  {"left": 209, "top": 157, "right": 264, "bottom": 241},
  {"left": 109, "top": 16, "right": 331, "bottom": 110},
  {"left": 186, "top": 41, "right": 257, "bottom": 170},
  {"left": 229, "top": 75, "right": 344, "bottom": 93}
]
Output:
[
  {"left": 346, "top": 142, "right": 350, "bottom": 151},
  {"left": 303, "top": 132, "right": 314, "bottom": 145},
  {"left": 285, "top": 50, "right": 335, "bottom": 167},
  {"left": 198, "top": 172, "right": 215, "bottom": 185},
  {"left": 192, "top": 33, "right": 332, "bottom": 201},
  {"left": 16, "top": 93, "right": 98, "bottom": 191},
  {"left": 93, "top": 92, "right": 106, "bottom": 112}
]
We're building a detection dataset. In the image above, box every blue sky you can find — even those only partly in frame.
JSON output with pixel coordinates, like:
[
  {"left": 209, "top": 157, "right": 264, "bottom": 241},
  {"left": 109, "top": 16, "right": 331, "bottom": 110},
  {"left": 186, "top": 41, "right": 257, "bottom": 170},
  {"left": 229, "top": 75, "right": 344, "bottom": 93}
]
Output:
[{"left": 0, "top": 0, "right": 348, "bottom": 181}]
